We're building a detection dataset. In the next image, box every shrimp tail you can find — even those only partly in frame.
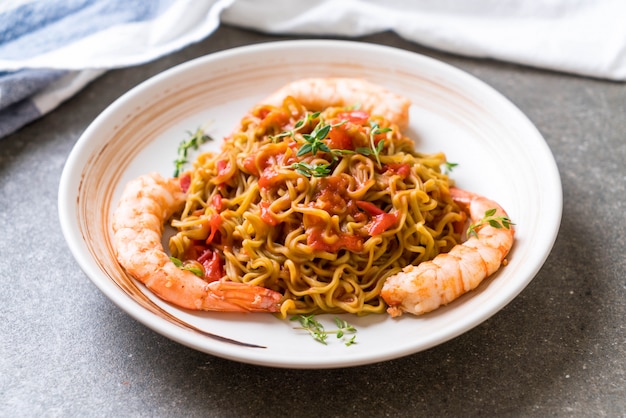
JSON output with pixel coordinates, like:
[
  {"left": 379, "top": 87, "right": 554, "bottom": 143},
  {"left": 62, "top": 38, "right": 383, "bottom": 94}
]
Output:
[{"left": 202, "top": 281, "right": 282, "bottom": 312}]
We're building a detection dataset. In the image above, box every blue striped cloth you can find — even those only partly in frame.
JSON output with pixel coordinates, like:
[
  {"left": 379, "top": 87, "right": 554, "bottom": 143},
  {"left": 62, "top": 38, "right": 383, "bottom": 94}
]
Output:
[{"left": 0, "top": 0, "right": 232, "bottom": 138}]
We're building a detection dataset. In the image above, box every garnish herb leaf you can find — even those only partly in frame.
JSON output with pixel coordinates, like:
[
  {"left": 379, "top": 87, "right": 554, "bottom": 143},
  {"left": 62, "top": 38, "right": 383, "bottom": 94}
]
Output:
[
  {"left": 173, "top": 128, "right": 213, "bottom": 177},
  {"left": 291, "top": 162, "right": 332, "bottom": 178},
  {"left": 288, "top": 114, "right": 391, "bottom": 177},
  {"left": 170, "top": 256, "right": 183, "bottom": 267},
  {"left": 297, "top": 119, "right": 343, "bottom": 157},
  {"left": 291, "top": 315, "right": 357, "bottom": 346},
  {"left": 467, "top": 209, "right": 515, "bottom": 238},
  {"left": 291, "top": 315, "right": 327, "bottom": 344},
  {"left": 271, "top": 111, "right": 321, "bottom": 141},
  {"left": 169, "top": 256, "right": 204, "bottom": 278},
  {"left": 444, "top": 162, "right": 458, "bottom": 174},
  {"left": 367, "top": 121, "right": 390, "bottom": 168}
]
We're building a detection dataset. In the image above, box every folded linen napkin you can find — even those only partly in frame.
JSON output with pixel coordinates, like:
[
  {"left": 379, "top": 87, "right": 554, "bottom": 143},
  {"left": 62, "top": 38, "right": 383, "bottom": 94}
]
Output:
[{"left": 1, "top": 0, "right": 625, "bottom": 139}]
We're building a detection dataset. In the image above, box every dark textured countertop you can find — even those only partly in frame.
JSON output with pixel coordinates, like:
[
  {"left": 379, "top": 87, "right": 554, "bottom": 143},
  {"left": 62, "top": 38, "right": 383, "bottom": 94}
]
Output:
[{"left": 1, "top": 26, "right": 624, "bottom": 417}]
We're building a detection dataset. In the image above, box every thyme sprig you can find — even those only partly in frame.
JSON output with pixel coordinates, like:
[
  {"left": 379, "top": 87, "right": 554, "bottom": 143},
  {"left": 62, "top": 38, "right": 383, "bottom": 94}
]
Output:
[
  {"left": 443, "top": 161, "right": 459, "bottom": 174},
  {"left": 173, "top": 128, "right": 213, "bottom": 177},
  {"left": 291, "top": 315, "right": 357, "bottom": 346},
  {"left": 356, "top": 121, "right": 390, "bottom": 168},
  {"left": 271, "top": 111, "right": 321, "bottom": 141},
  {"left": 467, "top": 208, "right": 515, "bottom": 238},
  {"left": 277, "top": 114, "right": 393, "bottom": 177},
  {"left": 291, "top": 161, "right": 332, "bottom": 178},
  {"left": 297, "top": 119, "right": 347, "bottom": 157},
  {"left": 169, "top": 256, "right": 203, "bottom": 278}
]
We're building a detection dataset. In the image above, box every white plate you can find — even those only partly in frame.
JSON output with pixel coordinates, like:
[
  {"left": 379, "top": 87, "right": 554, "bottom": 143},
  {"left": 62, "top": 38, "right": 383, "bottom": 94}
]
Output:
[{"left": 58, "top": 40, "right": 562, "bottom": 369}]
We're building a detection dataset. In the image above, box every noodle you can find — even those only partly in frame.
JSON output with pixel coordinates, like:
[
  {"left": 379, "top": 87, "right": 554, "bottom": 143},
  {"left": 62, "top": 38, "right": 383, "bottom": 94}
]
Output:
[{"left": 169, "top": 97, "right": 463, "bottom": 317}]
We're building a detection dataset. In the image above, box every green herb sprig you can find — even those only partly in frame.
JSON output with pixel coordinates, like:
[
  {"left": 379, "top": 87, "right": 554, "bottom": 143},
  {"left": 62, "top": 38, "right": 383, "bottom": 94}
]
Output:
[
  {"left": 291, "top": 315, "right": 357, "bottom": 346},
  {"left": 291, "top": 161, "right": 332, "bottom": 178},
  {"left": 355, "top": 121, "right": 390, "bottom": 168},
  {"left": 467, "top": 208, "right": 514, "bottom": 238},
  {"left": 271, "top": 111, "right": 321, "bottom": 141},
  {"left": 443, "top": 161, "right": 459, "bottom": 174},
  {"left": 173, "top": 128, "right": 213, "bottom": 177},
  {"left": 297, "top": 119, "right": 347, "bottom": 157},
  {"left": 170, "top": 256, "right": 203, "bottom": 278},
  {"left": 280, "top": 115, "right": 393, "bottom": 178}
]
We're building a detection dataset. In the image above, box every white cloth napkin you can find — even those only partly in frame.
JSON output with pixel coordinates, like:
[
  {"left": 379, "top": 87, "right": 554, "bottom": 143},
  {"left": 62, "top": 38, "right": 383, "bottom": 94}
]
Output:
[
  {"left": 1, "top": 0, "right": 625, "bottom": 138},
  {"left": 223, "top": 0, "right": 626, "bottom": 81}
]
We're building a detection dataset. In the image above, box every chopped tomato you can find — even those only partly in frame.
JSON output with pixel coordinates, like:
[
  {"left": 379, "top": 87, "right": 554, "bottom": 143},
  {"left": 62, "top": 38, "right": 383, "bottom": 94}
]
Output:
[
  {"left": 216, "top": 160, "right": 229, "bottom": 176},
  {"left": 259, "top": 201, "right": 279, "bottom": 226},
  {"left": 213, "top": 159, "right": 234, "bottom": 184},
  {"left": 211, "top": 194, "right": 223, "bottom": 212},
  {"left": 336, "top": 110, "right": 370, "bottom": 125},
  {"left": 307, "top": 227, "right": 363, "bottom": 253},
  {"left": 243, "top": 142, "right": 294, "bottom": 185},
  {"left": 197, "top": 249, "right": 224, "bottom": 282},
  {"left": 179, "top": 173, "right": 191, "bottom": 193},
  {"left": 242, "top": 154, "right": 259, "bottom": 175},
  {"left": 258, "top": 168, "right": 283, "bottom": 190},
  {"left": 259, "top": 108, "right": 290, "bottom": 131},
  {"left": 327, "top": 125, "right": 354, "bottom": 150},
  {"left": 356, "top": 200, "right": 398, "bottom": 236},
  {"left": 256, "top": 108, "right": 271, "bottom": 120},
  {"left": 355, "top": 200, "right": 385, "bottom": 216},
  {"left": 384, "top": 163, "right": 411, "bottom": 179},
  {"left": 205, "top": 214, "right": 222, "bottom": 245},
  {"left": 367, "top": 212, "right": 399, "bottom": 236},
  {"left": 313, "top": 176, "right": 350, "bottom": 214}
]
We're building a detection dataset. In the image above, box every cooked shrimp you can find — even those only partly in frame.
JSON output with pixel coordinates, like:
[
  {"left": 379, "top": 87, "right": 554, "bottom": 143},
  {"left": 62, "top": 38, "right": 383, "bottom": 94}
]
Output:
[
  {"left": 264, "top": 78, "right": 411, "bottom": 129},
  {"left": 381, "top": 187, "right": 515, "bottom": 317},
  {"left": 112, "top": 172, "right": 282, "bottom": 312}
]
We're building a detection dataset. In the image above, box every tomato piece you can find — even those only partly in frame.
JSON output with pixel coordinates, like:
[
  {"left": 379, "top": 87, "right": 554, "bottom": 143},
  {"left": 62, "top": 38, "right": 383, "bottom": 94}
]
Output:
[
  {"left": 384, "top": 163, "right": 411, "bottom": 179},
  {"left": 327, "top": 126, "right": 354, "bottom": 150},
  {"left": 258, "top": 168, "right": 283, "bottom": 190},
  {"left": 197, "top": 249, "right": 224, "bottom": 282},
  {"left": 259, "top": 108, "right": 290, "bottom": 131},
  {"left": 179, "top": 173, "right": 191, "bottom": 193},
  {"left": 259, "top": 201, "right": 279, "bottom": 226},
  {"left": 307, "top": 227, "right": 363, "bottom": 253},
  {"left": 211, "top": 194, "right": 223, "bottom": 212},
  {"left": 217, "top": 160, "right": 228, "bottom": 175},
  {"left": 367, "top": 212, "right": 399, "bottom": 236},
  {"left": 336, "top": 110, "right": 370, "bottom": 125},
  {"left": 242, "top": 154, "right": 259, "bottom": 175},
  {"left": 356, "top": 200, "right": 398, "bottom": 235},
  {"left": 356, "top": 200, "right": 385, "bottom": 216},
  {"left": 205, "top": 214, "right": 222, "bottom": 245}
]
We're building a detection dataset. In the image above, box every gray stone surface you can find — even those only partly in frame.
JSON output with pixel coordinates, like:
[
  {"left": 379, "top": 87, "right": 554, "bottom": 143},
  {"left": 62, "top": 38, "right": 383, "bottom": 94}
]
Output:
[{"left": 1, "top": 26, "right": 624, "bottom": 417}]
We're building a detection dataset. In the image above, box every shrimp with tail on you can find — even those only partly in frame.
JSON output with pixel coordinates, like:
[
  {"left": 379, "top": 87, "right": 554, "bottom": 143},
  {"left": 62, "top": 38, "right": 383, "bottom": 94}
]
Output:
[{"left": 112, "top": 173, "right": 282, "bottom": 312}]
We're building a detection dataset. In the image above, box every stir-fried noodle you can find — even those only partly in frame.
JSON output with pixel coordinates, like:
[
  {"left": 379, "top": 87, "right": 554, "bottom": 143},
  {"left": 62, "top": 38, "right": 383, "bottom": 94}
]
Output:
[{"left": 169, "top": 97, "right": 463, "bottom": 317}]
